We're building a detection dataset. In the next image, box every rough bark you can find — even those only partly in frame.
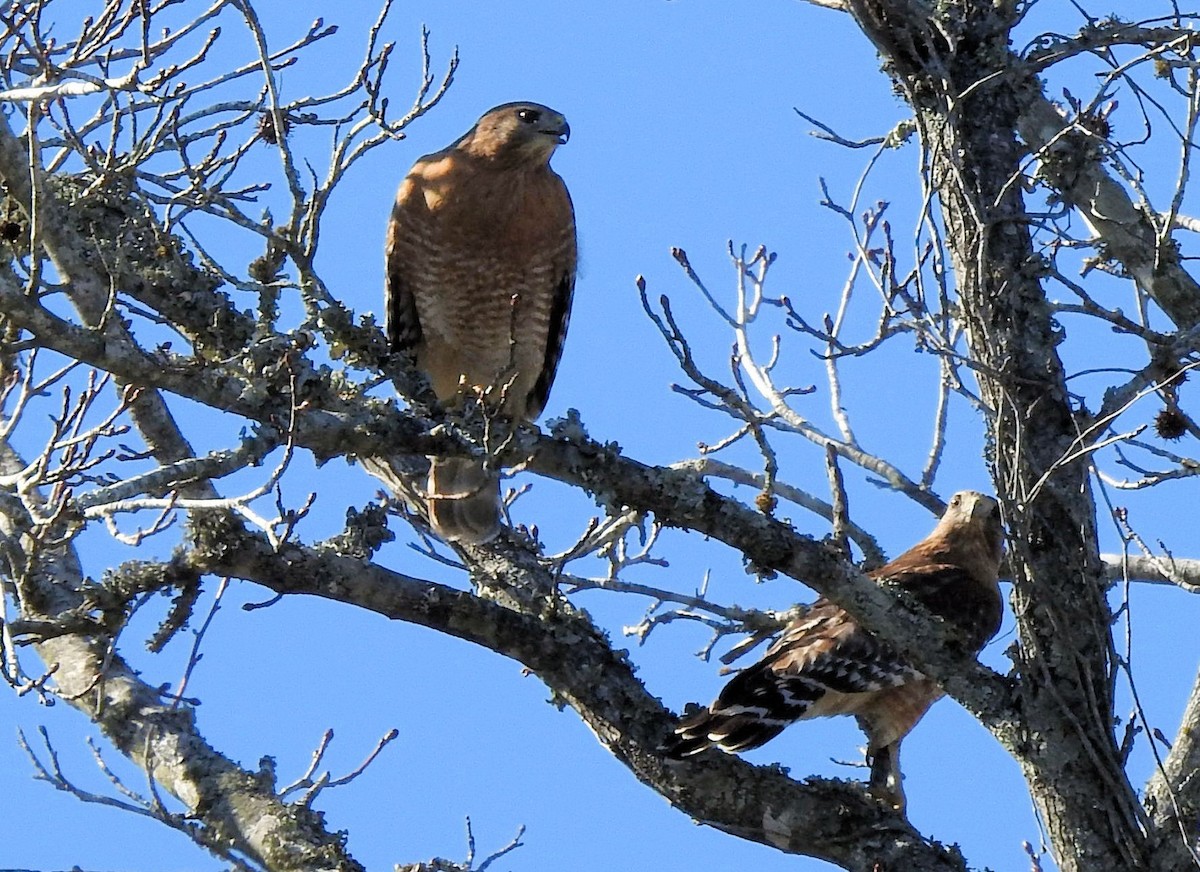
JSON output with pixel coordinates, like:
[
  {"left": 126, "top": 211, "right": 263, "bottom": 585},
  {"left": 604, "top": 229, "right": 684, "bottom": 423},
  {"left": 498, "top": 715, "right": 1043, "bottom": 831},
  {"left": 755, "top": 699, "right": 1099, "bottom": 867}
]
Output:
[{"left": 1145, "top": 670, "right": 1200, "bottom": 865}]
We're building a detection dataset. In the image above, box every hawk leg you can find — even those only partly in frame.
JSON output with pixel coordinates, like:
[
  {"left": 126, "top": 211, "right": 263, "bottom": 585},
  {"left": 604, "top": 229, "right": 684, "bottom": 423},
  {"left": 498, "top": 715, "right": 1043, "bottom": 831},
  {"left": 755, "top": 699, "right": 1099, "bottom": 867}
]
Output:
[{"left": 867, "top": 741, "right": 907, "bottom": 813}]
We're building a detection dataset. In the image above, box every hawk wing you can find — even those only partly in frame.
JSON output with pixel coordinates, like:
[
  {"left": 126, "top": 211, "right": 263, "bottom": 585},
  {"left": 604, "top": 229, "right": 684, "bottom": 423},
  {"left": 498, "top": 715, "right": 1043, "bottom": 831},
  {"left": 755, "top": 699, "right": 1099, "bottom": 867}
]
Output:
[
  {"left": 527, "top": 259, "right": 575, "bottom": 419},
  {"left": 665, "top": 598, "right": 920, "bottom": 757},
  {"left": 384, "top": 181, "right": 423, "bottom": 356},
  {"left": 884, "top": 563, "right": 1004, "bottom": 652}
]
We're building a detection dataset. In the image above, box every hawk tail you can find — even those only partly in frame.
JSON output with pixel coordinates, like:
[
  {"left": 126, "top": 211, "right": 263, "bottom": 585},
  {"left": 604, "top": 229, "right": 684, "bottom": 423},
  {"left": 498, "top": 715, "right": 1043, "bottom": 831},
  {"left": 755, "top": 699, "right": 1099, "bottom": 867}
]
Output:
[
  {"left": 662, "top": 707, "right": 789, "bottom": 758},
  {"left": 428, "top": 456, "right": 502, "bottom": 545},
  {"left": 662, "top": 665, "right": 819, "bottom": 759}
]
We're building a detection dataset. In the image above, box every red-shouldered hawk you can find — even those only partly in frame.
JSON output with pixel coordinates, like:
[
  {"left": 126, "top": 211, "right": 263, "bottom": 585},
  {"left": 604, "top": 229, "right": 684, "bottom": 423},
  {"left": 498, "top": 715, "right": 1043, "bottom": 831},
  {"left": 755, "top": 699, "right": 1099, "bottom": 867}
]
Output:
[
  {"left": 664, "top": 491, "right": 1004, "bottom": 810},
  {"left": 383, "top": 102, "right": 576, "bottom": 544}
]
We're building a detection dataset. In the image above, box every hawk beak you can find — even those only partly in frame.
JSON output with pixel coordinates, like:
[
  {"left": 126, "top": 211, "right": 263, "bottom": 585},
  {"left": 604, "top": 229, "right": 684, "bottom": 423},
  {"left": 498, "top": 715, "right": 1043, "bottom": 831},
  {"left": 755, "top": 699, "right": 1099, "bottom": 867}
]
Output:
[{"left": 543, "top": 120, "right": 570, "bottom": 145}]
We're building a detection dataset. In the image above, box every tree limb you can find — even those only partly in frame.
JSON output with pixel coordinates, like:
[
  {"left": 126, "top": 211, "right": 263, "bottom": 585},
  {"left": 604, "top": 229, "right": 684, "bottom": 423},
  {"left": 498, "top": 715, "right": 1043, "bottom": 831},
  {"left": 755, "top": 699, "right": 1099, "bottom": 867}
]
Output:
[
  {"left": 0, "top": 441, "right": 366, "bottom": 871},
  {"left": 182, "top": 514, "right": 971, "bottom": 872}
]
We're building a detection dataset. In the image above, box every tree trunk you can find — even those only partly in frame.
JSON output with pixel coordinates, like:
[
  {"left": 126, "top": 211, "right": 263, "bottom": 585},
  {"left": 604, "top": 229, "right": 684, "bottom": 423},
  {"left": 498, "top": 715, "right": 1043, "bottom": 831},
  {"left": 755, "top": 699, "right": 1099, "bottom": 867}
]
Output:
[{"left": 846, "top": 1, "right": 1150, "bottom": 868}]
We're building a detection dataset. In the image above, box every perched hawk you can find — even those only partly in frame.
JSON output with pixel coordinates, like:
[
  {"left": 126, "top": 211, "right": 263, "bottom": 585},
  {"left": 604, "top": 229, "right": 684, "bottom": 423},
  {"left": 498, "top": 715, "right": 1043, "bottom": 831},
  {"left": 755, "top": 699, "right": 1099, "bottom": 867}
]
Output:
[
  {"left": 383, "top": 102, "right": 576, "bottom": 544},
  {"left": 664, "top": 491, "right": 1004, "bottom": 810}
]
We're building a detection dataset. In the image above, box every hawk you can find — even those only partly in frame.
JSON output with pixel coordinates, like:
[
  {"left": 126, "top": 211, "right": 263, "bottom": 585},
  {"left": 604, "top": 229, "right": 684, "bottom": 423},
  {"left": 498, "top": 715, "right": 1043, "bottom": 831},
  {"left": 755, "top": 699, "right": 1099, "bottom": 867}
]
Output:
[
  {"left": 664, "top": 491, "right": 1004, "bottom": 810},
  {"left": 383, "top": 102, "right": 576, "bottom": 544}
]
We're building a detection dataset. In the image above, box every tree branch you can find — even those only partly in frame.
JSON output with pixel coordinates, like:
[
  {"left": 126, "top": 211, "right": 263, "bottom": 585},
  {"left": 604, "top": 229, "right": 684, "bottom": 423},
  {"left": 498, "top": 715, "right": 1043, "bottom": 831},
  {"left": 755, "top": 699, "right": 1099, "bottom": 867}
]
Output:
[
  {"left": 0, "top": 441, "right": 365, "bottom": 871},
  {"left": 183, "top": 514, "right": 971, "bottom": 872},
  {"left": 1016, "top": 90, "right": 1200, "bottom": 332}
]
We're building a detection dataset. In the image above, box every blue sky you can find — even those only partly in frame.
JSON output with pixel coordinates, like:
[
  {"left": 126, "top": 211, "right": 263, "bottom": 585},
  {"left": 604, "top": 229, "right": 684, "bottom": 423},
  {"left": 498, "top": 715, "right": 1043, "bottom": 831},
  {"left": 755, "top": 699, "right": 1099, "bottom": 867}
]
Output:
[{"left": 2, "top": 2, "right": 1197, "bottom": 871}]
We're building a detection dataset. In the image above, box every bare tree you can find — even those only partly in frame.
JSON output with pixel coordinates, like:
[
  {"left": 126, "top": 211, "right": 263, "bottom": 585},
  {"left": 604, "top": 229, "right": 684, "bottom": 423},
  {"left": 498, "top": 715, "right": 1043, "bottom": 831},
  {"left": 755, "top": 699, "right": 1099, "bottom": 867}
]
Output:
[{"left": 0, "top": 1, "right": 1198, "bottom": 870}]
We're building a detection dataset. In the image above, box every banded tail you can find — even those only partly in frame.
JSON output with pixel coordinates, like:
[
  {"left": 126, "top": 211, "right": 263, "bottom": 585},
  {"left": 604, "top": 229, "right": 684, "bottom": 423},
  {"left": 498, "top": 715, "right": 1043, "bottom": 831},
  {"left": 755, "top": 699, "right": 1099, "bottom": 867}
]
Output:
[{"left": 427, "top": 456, "right": 501, "bottom": 545}]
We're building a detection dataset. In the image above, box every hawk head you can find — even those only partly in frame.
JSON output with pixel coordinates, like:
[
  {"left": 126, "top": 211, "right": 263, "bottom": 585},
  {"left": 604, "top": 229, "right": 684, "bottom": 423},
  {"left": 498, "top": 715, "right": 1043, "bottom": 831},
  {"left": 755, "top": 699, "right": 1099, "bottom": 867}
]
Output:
[
  {"left": 938, "top": 490, "right": 1005, "bottom": 572},
  {"left": 461, "top": 102, "right": 570, "bottom": 164}
]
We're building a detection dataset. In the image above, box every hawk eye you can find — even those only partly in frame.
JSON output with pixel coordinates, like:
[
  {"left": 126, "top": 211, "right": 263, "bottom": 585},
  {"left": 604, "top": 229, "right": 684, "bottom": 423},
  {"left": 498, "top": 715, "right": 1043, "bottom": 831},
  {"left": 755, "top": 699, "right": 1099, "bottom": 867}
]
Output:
[{"left": 517, "top": 108, "right": 541, "bottom": 124}]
